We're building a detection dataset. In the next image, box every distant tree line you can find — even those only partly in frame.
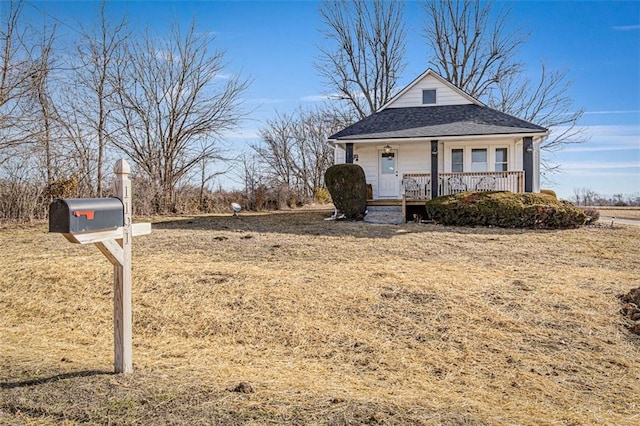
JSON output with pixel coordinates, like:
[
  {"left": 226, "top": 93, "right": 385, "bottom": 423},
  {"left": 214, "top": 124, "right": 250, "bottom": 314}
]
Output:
[{"left": 572, "top": 188, "right": 640, "bottom": 207}]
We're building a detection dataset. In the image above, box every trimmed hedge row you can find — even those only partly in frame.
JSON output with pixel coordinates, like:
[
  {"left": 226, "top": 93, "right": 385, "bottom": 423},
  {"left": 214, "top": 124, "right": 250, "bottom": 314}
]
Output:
[{"left": 425, "top": 191, "right": 587, "bottom": 229}]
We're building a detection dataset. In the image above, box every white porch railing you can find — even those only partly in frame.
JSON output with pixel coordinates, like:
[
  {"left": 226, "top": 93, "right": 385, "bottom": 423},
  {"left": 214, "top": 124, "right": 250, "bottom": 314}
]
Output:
[{"left": 401, "top": 171, "right": 524, "bottom": 200}]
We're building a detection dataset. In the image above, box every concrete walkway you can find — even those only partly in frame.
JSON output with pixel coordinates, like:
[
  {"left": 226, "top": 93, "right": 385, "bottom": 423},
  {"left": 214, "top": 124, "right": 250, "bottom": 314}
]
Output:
[{"left": 598, "top": 216, "right": 640, "bottom": 227}]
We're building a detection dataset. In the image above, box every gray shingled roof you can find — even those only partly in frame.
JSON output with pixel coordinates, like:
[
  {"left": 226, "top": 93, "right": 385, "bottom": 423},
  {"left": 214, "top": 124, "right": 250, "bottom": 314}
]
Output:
[{"left": 328, "top": 104, "right": 548, "bottom": 140}]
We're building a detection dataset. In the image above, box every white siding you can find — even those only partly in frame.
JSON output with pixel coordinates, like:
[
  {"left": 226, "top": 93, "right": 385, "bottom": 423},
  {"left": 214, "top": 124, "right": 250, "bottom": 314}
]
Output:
[
  {"left": 387, "top": 74, "right": 473, "bottom": 108},
  {"left": 334, "top": 145, "right": 346, "bottom": 164},
  {"left": 354, "top": 145, "right": 378, "bottom": 197},
  {"left": 514, "top": 140, "right": 523, "bottom": 171},
  {"left": 399, "top": 143, "right": 431, "bottom": 174}
]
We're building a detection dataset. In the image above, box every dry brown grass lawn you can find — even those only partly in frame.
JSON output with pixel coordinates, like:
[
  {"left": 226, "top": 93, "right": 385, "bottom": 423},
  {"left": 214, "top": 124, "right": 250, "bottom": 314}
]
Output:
[
  {"left": 593, "top": 206, "right": 640, "bottom": 221},
  {"left": 2, "top": 209, "right": 639, "bottom": 425}
]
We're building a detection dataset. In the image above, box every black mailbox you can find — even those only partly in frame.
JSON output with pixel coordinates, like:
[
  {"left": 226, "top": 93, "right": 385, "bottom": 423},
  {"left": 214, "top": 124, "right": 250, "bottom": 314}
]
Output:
[{"left": 49, "top": 198, "right": 124, "bottom": 234}]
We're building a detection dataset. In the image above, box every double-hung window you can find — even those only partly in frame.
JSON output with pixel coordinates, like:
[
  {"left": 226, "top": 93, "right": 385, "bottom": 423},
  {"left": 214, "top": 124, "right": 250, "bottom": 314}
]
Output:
[
  {"left": 451, "top": 149, "right": 464, "bottom": 172},
  {"left": 495, "top": 148, "right": 508, "bottom": 171},
  {"left": 471, "top": 149, "right": 488, "bottom": 172}
]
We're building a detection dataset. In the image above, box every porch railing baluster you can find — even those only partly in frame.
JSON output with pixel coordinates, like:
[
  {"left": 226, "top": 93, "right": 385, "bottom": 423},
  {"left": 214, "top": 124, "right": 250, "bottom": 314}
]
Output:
[{"left": 402, "top": 171, "right": 524, "bottom": 201}]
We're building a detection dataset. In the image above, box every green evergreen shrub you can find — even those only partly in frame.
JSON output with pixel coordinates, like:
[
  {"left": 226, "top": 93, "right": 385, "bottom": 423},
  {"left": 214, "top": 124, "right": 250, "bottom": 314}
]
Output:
[
  {"left": 324, "top": 164, "right": 367, "bottom": 219},
  {"left": 425, "top": 191, "right": 587, "bottom": 229}
]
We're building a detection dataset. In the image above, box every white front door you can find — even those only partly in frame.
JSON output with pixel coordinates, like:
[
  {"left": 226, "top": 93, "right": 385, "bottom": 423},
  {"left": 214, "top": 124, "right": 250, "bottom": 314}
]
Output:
[{"left": 378, "top": 149, "right": 399, "bottom": 198}]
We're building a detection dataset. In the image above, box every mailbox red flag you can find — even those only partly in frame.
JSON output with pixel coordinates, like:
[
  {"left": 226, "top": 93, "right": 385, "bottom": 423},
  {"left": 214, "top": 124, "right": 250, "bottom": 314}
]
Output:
[{"left": 73, "top": 210, "right": 95, "bottom": 220}]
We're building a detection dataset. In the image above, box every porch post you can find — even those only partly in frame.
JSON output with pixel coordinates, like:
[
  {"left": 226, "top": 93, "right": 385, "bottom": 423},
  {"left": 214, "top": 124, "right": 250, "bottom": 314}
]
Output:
[
  {"left": 431, "top": 140, "right": 439, "bottom": 197},
  {"left": 523, "top": 136, "right": 533, "bottom": 193},
  {"left": 345, "top": 143, "right": 354, "bottom": 164}
]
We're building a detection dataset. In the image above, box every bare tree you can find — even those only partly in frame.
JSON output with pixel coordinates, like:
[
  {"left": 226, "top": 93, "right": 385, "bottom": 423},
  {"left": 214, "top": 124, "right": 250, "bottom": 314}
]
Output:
[
  {"left": 28, "top": 24, "right": 58, "bottom": 191},
  {"left": 181, "top": 153, "right": 233, "bottom": 212},
  {"left": 487, "top": 62, "right": 585, "bottom": 153},
  {"left": 0, "top": 1, "right": 56, "bottom": 220},
  {"left": 234, "top": 152, "right": 267, "bottom": 210},
  {"left": 54, "top": 106, "right": 97, "bottom": 196},
  {"left": 254, "top": 112, "right": 296, "bottom": 190},
  {"left": 317, "top": 0, "right": 406, "bottom": 119},
  {"left": 423, "top": 0, "right": 584, "bottom": 156},
  {"left": 423, "top": 0, "right": 526, "bottom": 99},
  {"left": 0, "top": 0, "right": 34, "bottom": 155},
  {"left": 253, "top": 106, "right": 349, "bottom": 202},
  {"left": 293, "top": 107, "right": 347, "bottom": 195},
  {"left": 72, "top": 1, "right": 129, "bottom": 196},
  {"left": 109, "top": 22, "right": 248, "bottom": 213}
]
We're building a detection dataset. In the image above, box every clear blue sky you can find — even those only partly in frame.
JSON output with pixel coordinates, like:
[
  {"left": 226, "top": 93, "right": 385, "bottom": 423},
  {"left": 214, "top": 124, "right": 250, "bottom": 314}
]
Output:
[{"left": 21, "top": 0, "right": 640, "bottom": 200}]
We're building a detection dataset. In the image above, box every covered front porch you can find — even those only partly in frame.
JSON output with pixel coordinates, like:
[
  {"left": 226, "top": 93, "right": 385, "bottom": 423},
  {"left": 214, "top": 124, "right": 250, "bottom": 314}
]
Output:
[
  {"left": 366, "top": 170, "right": 525, "bottom": 223},
  {"left": 340, "top": 134, "right": 539, "bottom": 203}
]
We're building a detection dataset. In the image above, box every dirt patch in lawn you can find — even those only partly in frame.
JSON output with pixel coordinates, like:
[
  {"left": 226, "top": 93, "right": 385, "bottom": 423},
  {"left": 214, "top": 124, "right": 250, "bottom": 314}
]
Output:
[
  {"left": 620, "top": 287, "right": 640, "bottom": 335},
  {"left": 2, "top": 210, "right": 639, "bottom": 425}
]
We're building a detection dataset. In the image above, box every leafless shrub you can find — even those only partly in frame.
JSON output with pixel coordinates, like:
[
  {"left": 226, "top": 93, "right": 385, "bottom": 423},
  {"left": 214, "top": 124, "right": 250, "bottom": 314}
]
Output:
[
  {"left": 579, "top": 207, "right": 600, "bottom": 225},
  {"left": 0, "top": 156, "right": 46, "bottom": 222}
]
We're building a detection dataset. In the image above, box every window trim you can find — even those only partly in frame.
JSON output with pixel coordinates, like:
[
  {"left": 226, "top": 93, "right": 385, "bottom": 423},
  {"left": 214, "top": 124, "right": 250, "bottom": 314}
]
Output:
[
  {"left": 451, "top": 148, "right": 464, "bottom": 173},
  {"left": 422, "top": 89, "right": 437, "bottom": 105}
]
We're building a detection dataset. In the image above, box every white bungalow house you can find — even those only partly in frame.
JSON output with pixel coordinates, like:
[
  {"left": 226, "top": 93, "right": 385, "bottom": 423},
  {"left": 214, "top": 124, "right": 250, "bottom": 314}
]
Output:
[{"left": 327, "top": 69, "right": 548, "bottom": 216}]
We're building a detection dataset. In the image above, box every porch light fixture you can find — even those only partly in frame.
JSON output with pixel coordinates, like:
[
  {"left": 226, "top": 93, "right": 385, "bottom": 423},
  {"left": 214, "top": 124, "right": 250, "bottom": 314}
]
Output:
[
  {"left": 525, "top": 145, "right": 533, "bottom": 153},
  {"left": 431, "top": 147, "right": 438, "bottom": 155},
  {"left": 353, "top": 154, "right": 359, "bottom": 162},
  {"left": 383, "top": 144, "right": 392, "bottom": 154}
]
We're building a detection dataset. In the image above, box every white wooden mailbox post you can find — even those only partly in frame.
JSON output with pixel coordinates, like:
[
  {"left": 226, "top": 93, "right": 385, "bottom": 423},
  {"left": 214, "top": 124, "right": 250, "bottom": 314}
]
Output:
[{"left": 51, "top": 159, "right": 150, "bottom": 374}]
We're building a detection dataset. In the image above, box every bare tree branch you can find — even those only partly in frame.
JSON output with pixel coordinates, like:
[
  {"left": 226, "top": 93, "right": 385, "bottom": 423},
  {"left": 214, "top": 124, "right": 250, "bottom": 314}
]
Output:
[
  {"left": 423, "top": 0, "right": 527, "bottom": 98},
  {"left": 317, "top": 0, "right": 406, "bottom": 119},
  {"left": 0, "top": 0, "right": 37, "bottom": 155},
  {"left": 252, "top": 106, "right": 351, "bottom": 201},
  {"left": 68, "top": 1, "right": 131, "bottom": 196},
  {"left": 28, "top": 23, "right": 59, "bottom": 190},
  {"left": 487, "top": 62, "right": 586, "bottom": 153},
  {"left": 423, "top": 0, "right": 585, "bottom": 167},
  {"left": 109, "top": 22, "right": 249, "bottom": 213}
]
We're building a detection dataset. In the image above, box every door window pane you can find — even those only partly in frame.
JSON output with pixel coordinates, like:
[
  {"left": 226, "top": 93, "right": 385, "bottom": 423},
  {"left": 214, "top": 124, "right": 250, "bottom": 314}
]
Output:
[
  {"left": 451, "top": 149, "right": 463, "bottom": 173},
  {"left": 495, "top": 148, "right": 508, "bottom": 171},
  {"left": 381, "top": 152, "right": 395, "bottom": 174},
  {"left": 471, "top": 149, "right": 487, "bottom": 172}
]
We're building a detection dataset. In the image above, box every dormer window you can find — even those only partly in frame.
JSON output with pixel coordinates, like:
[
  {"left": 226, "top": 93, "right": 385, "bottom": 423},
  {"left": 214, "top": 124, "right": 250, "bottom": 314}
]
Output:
[{"left": 422, "top": 89, "right": 436, "bottom": 105}]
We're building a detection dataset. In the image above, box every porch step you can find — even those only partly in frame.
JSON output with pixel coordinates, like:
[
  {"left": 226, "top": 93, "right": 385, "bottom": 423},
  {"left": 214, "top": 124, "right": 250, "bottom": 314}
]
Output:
[{"left": 364, "top": 206, "right": 403, "bottom": 225}]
